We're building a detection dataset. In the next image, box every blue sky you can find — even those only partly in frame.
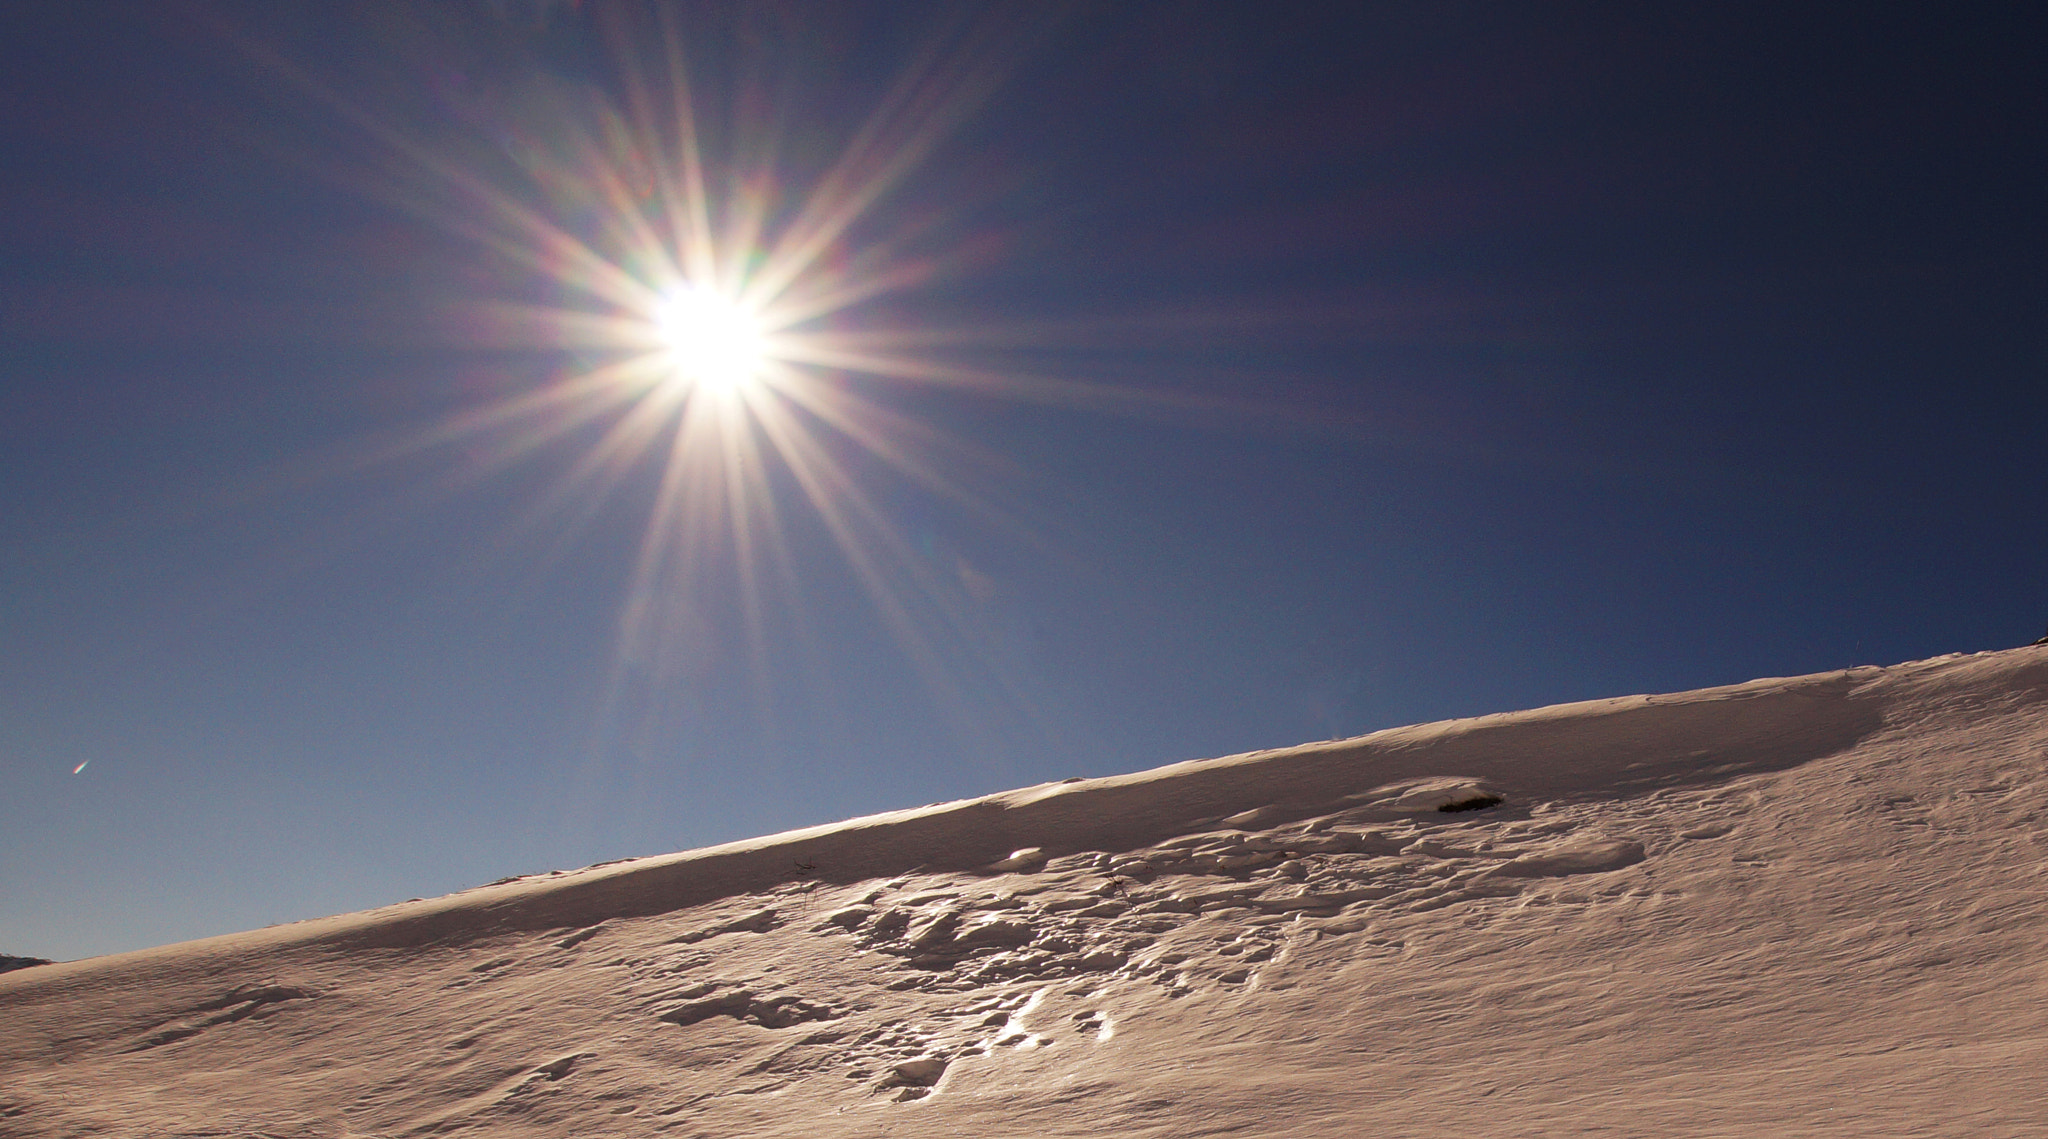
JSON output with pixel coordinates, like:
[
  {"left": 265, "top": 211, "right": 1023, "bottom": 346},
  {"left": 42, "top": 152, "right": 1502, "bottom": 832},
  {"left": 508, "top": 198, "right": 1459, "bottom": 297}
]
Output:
[{"left": 4, "top": 2, "right": 2044, "bottom": 960}]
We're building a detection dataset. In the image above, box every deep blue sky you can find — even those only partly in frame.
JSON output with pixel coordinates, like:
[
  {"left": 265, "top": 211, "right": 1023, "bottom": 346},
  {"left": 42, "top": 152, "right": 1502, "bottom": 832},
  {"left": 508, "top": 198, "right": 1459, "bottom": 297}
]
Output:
[{"left": 4, "top": 2, "right": 2044, "bottom": 961}]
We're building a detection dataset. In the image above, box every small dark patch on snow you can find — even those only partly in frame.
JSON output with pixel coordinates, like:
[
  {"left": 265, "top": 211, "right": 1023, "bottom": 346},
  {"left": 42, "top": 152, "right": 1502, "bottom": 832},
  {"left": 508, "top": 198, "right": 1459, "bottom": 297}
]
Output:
[{"left": 1438, "top": 794, "right": 1504, "bottom": 814}]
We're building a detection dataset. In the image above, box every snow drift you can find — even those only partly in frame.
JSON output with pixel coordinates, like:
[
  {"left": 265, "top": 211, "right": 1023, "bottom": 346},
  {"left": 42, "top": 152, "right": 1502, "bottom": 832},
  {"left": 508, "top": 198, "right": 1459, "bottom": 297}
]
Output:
[{"left": 6, "top": 649, "right": 2048, "bottom": 1136}]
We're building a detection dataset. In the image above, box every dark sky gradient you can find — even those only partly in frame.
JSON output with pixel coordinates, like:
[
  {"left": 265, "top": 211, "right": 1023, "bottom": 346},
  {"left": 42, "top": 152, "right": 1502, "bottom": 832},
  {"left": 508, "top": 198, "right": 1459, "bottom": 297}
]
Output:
[{"left": 4, "top": 2, "right": 2044, "bottom": 960}]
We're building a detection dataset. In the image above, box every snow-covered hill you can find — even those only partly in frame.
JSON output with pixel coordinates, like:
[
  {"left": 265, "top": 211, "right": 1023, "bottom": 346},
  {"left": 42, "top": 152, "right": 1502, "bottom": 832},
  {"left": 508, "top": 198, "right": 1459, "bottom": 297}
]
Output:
[{"left": 7, "top": 649, "right": 2048, "bottom": 1136}]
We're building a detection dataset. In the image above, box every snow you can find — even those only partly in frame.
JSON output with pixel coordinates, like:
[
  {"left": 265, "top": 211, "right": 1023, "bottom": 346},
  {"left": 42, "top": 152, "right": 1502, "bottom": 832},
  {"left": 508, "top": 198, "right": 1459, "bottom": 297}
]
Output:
[{"left": 6, "top": 648, "right": 2048, "bottom": 1135}]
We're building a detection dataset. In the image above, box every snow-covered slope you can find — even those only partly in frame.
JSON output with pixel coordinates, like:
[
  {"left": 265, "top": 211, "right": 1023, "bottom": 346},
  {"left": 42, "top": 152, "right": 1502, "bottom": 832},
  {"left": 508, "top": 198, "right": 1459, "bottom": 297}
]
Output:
[{"left": 7, "top": 649, "right": 2048, "bottom": 1136}]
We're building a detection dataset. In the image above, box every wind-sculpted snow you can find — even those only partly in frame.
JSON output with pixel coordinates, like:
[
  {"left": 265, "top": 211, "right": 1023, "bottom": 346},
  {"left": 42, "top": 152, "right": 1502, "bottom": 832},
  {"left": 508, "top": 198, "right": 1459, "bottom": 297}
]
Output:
[{"left": 6, "top": 650, "right": 2048, "bottom": 1136}]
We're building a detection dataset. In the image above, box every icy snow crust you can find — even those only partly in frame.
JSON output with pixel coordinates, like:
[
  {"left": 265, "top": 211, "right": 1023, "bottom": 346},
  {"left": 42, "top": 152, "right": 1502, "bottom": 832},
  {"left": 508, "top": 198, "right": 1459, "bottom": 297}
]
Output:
[{"left": 7, "top": 649, "right": 2048, "bottom": 1135}]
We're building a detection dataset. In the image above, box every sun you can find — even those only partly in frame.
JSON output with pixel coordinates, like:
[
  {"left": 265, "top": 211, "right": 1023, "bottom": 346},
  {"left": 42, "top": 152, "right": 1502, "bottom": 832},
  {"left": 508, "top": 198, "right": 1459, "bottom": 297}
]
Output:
[
  {"left": 311, "top": 5, "right": 1081, "bottom": 753},
  {"left": 651, "top": 285, "right": 770, "bottom": 398}
]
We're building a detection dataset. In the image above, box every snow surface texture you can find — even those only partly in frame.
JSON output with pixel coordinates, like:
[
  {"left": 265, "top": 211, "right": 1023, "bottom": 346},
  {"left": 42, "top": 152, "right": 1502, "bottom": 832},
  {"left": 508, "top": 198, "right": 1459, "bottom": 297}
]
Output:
[{"left": 6, "top": 649, "right": 2048, "bottom": 1136}]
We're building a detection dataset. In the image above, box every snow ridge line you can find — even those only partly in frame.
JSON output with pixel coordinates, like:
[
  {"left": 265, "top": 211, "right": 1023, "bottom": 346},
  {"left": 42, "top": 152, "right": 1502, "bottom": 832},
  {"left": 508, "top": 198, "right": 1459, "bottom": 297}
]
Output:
[
  {"left": 33, "top": 649, "right": 2048, "bottom": 990},
  {"left": 267, "top": 667, "right": 1883, "bottom": 955}
]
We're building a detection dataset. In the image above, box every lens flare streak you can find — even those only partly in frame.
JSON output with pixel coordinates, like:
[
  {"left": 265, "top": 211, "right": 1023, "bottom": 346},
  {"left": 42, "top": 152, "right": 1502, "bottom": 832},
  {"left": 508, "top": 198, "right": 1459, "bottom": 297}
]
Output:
[{"left": 230, "top": 8, "right": 1074, "bottom": 746}]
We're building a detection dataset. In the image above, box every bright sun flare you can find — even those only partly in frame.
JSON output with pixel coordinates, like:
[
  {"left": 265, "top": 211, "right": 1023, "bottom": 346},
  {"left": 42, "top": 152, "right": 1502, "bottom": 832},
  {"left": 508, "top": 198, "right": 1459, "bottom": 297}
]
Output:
[
  {"left": 652, "top": 286, "right": 769, "bottom": 397},
  {"left": 337, "top": 6, "right": 1068, "bottom": 737}
]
